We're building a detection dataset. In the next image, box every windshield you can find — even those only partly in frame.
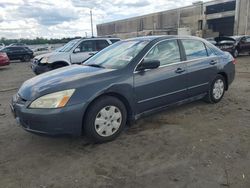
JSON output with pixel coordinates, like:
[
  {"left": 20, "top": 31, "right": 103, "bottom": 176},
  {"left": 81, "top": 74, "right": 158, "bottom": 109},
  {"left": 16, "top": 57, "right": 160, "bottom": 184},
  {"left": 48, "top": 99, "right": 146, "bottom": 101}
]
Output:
[
  {"left": 84, "top": 40, "right": 149, "bottom": 69},
  {"left": 58, "top": 39, "right": 80, "bottom": 52}
]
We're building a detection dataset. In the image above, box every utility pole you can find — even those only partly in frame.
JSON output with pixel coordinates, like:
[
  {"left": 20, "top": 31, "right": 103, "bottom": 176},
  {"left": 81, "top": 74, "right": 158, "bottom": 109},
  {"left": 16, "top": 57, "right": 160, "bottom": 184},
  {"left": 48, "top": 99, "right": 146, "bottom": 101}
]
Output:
[{"left": 90, "top": 9, "right": 94, "bottom": 37}]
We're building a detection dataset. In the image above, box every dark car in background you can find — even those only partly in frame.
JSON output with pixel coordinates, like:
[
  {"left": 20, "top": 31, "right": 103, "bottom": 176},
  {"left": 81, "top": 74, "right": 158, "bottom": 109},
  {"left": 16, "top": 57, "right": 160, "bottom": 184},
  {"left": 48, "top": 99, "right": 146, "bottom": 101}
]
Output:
[
  {"left": 0, "top": 52, "right": 10, "bottom": 67},
  {"left": 214, "top": 36, "right": 250, "bottom": 57},
  {"left": 0, "top": 46, "right": 33, "bottom": 62},
  {"left": 10, "top": 36, "right": 235, "bottom": 143}
]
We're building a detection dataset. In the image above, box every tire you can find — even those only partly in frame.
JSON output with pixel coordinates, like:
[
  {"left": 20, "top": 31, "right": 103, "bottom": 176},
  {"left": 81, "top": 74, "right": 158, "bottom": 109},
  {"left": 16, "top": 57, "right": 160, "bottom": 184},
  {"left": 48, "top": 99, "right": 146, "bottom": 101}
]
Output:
[
  {"left": 22, "top": 55, "right": 31, "bottom": 62},
  {"left": 232, "top": 49, "right": 239, "bottom": 58},
  {"left": 83, "top": 96, "right": 127, "bottom": 143},
  {"left": 205, "top": 75, "right": 226, "bottom": 104}
]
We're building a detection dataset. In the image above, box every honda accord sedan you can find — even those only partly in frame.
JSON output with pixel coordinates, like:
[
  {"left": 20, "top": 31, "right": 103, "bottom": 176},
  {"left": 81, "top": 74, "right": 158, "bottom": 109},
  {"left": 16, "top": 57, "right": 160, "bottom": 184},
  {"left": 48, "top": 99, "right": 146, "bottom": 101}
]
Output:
[{"left": 10, "top": 36, "right": 235, "bottom": 143}]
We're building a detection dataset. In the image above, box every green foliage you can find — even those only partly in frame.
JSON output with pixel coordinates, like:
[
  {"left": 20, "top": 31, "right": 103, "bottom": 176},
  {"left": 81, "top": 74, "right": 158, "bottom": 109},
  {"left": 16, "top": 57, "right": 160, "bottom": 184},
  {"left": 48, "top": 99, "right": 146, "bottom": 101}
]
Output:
[{"left": 0, "top": 37, "right": 82, "bottom": 45}]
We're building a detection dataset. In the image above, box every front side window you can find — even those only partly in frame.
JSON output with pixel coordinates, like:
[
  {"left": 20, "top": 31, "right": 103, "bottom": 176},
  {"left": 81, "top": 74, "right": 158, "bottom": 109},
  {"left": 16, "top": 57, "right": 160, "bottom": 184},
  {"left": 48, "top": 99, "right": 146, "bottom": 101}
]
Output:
[
  {"left": 182, "top": 40, "right": 208, "bottom": 60},
  {"left": 77, "top": 40, "right": 95, "bottom": 52},
  {"left": 84, "top": 40, "right": 149, "bottom": 69},
  {"left": 144, "top": 40, "right": 181, "bottom": 66}
]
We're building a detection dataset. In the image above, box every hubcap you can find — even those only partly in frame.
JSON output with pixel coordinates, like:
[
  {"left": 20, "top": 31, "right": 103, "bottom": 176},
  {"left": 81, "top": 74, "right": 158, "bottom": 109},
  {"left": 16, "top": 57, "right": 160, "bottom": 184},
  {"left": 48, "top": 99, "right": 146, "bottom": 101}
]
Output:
[
  {"left": 94, "top": 106, "right": 122, "bottom": 137},
  {"left": 212, "top": 79, "right": 224, "bottom": 100}
]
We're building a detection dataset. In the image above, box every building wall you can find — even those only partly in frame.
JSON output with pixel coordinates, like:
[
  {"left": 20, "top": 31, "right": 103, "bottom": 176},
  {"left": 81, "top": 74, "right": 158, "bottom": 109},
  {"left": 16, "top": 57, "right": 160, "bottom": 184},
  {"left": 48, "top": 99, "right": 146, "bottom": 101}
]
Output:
[
  {"left": 235, "top": 0, "right": 250, "bottom": 35},
  {"left": 97, "top": 0, "right": 249, "bottom": 38}
]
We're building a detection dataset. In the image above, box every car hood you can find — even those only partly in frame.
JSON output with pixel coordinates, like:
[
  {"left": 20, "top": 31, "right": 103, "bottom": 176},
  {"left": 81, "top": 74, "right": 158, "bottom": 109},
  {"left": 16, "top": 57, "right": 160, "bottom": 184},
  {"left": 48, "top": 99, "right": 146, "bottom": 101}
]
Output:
[
  {"left": 34, "top": 51, "right": 66, "bottom": 60},
  {"left": 214, "top": 36, "right": 236, "bottom": 43},
  {"left": 18, "top": 65, "right": 115, "bottom": 101}
]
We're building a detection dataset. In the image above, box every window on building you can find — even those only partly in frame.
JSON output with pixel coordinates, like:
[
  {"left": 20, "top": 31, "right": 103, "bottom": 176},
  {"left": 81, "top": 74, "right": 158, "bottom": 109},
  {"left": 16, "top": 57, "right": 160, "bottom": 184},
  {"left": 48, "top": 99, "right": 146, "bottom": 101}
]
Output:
[{"left": 206, "top": 1, "right": 236, "bottom": 14}]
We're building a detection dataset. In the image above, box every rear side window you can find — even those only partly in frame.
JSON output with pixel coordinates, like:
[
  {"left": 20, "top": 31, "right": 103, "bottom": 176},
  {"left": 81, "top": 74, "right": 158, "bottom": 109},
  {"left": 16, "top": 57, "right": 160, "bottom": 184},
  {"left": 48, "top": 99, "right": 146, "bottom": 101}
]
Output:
[
  {"left": 95, "top": 40, "right": 109, "bottom": 51},
  {"left": 110, "top": 39, "right": 120, "bottom": 43},
  {"left": 206, "top": 45, "right": 216, "bottom": 56},
  {"left": 144, "top": 39, "right": 181, "bottom": 66},
  {"left": 246, "top": 37, "right": 250, "bottom": 43},
  {"left": 182, "top": 40, "right": 208, "bottom": 60}
]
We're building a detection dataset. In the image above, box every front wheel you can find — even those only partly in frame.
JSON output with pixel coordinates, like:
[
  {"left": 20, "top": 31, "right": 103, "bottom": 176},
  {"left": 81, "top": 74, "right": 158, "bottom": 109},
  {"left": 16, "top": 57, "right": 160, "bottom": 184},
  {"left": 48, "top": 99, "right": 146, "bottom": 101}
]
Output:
[
  {"left": 83, "top": 96, "right": 127, "bottom": 143},
  {"left": 205, "top": 75, "right": 226, "bottom": 104}
]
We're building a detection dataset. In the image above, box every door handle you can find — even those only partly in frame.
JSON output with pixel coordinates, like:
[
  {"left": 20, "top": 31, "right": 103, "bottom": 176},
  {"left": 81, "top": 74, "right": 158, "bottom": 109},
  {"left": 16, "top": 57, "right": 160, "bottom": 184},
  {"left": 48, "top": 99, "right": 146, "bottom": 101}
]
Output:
[
  {"left": 210, "top": 60, "right": 218, "bottom": 65},
  {"left": 175, "top": 68, "right": 185, "bottom": 74}
]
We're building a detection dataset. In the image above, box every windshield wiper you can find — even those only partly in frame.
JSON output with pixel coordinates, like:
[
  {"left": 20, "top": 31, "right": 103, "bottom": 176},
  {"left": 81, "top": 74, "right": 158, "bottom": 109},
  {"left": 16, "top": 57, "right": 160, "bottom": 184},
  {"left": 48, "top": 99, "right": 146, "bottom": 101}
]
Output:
[{"left": 85, "top": 64, "right": 105, "bottom": 68}]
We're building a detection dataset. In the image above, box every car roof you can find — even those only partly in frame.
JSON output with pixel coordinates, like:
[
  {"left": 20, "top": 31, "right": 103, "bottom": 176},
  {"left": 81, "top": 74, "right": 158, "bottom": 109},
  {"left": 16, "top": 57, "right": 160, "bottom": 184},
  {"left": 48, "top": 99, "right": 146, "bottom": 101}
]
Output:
[{"left": 125, "top": 35, "right": 205, "bottom": 42}]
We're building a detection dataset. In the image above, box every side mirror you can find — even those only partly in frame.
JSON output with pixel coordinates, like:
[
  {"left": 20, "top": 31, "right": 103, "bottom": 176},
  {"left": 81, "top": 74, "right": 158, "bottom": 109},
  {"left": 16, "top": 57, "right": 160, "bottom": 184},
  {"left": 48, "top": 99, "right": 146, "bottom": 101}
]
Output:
[
  {"left": 74, "top": 47, "right": 81, "bottom": 53},
  {"left": 137, "top": 59, "right": 160, "bottom": 71}
]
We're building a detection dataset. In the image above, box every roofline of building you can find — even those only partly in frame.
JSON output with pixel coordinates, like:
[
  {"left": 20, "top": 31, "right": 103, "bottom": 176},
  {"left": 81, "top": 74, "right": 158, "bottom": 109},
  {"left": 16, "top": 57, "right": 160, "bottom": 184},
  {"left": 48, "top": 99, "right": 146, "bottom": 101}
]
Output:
[{"left": 96, "top": 0, "right": 236, "bottom": 26}]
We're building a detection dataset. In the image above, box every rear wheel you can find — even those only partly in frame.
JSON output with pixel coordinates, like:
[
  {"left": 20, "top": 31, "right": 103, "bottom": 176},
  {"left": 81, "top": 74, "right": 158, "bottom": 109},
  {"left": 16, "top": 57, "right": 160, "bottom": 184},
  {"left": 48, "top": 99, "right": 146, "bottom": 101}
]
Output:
[
  {"left": 83, "top": 96, "right": 127, "bottom": 143},
  {"left": 205, "top": 75, "right": 226, "bottom": 104}
]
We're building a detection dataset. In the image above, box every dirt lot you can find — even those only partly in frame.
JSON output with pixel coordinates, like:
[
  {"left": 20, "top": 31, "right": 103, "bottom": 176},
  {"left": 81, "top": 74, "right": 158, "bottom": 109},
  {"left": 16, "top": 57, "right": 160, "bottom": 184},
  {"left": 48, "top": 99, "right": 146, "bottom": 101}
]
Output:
[{"left": 0, "top": 57, "right": 250, "bottom": 188}]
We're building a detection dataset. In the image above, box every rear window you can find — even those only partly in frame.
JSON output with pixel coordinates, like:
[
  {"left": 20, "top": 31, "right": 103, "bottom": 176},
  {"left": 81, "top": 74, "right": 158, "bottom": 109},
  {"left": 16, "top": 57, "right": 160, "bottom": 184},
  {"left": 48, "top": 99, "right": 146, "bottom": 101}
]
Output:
[{"left": 182, "top": 40, "right": 208, "bottom": 60}]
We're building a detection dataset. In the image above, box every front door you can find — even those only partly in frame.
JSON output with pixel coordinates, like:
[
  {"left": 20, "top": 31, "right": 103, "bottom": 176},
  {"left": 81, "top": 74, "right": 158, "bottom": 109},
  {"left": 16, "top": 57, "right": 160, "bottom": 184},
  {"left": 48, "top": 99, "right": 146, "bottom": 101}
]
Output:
[{"left": 134, "top": 39, "right": 188, "bottom": 114}]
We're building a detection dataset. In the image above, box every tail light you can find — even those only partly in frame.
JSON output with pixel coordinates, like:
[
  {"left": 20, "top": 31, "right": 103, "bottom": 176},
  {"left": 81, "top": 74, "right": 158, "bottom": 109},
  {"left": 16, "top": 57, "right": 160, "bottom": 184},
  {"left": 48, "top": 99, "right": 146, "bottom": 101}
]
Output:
[{"left": 232, "top": 58, "right": 236, "bottom": 65}]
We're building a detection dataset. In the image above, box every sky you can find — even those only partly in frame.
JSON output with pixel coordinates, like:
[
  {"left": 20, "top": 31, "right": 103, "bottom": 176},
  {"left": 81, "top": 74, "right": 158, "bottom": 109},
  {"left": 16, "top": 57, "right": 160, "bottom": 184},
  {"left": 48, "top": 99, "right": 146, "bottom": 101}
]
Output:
[{"left": 0, "top": 0, "right": 211, "bottom": 39}]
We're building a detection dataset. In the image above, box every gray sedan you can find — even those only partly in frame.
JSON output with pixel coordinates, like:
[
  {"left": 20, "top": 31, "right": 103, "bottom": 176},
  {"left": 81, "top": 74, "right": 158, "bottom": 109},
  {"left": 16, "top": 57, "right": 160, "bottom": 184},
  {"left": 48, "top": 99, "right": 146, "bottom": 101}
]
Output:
[{"left": 11, "top": 36, "right": 235, "bottom": 143}]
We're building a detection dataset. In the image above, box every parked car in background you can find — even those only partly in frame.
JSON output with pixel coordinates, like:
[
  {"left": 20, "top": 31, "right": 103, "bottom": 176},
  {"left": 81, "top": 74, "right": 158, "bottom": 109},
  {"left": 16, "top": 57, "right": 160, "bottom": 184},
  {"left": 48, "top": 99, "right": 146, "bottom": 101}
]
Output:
[
  {"left": 33, "top": 46, "right": 51, "bottom": 56},
  {"left": 8, "top": 43, "right": 27, "bottom": 47},
  {"left": 0, "top": 46, "right": 33, "bottom": 62},
  {"left": 31, "top": 37, "right": 121, "bottom": 75},
  {"left": 11, "top": 36, "right": 235, "bottom": 143},
  {"left": 206, "top": 37, "right": 216, "bottom": 45},
  {"left": 0, "top": 43, "right": 5, "bottom": 49},
  {"left": 0, "top": 52, "right": 10, "bottom": 67},
  {"left": 214, "top": 36, "right": 250, "bottom": 57}
]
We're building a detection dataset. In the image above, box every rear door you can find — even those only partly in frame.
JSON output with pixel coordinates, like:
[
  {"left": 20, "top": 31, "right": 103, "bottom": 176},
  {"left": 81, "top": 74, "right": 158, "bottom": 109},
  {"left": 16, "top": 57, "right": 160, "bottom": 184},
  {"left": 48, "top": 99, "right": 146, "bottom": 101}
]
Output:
[
  {"left": 181, "top": 39, "right": 218, "bottom": 97},
  {"left": 70, "top": 40, "right": 96, "bottom": 64},
  {"left": 134, "top": 39, "right": 188, "bottom": 114}
]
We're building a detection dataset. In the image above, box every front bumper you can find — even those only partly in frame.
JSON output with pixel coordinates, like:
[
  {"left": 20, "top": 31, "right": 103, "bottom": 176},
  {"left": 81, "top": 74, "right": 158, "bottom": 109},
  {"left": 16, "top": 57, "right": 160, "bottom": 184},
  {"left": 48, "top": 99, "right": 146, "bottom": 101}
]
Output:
[
  {"left": 31, "top": 59, "right": 51, "bottom": 75},
  {"left": 10, "top": 94, "right": 85, "bottom": 136}
]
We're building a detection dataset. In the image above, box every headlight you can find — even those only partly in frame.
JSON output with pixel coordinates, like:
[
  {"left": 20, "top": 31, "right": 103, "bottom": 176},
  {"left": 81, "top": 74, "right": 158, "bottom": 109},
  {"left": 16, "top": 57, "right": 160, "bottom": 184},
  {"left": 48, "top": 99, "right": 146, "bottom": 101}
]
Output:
[
  {"left": 29, "top": 89, "right": 75, "bottom": 109},
  {"left": 40, "top": 57, "right": 49, "bottom": 64}
]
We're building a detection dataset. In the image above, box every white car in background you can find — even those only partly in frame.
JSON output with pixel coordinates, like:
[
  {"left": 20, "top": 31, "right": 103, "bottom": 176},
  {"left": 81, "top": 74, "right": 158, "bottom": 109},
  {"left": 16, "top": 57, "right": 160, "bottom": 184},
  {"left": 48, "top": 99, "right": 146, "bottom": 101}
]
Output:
[{"left": 31, "top": 37, "right": 120, "bottom": 75}]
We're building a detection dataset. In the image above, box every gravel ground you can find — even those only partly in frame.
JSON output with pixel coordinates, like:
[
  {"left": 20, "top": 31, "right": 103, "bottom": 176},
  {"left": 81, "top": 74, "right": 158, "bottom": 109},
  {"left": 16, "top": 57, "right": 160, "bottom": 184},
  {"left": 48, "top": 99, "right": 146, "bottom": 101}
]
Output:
[{"left": 0, "top": 56, "right": 250, "bottom": 188}]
